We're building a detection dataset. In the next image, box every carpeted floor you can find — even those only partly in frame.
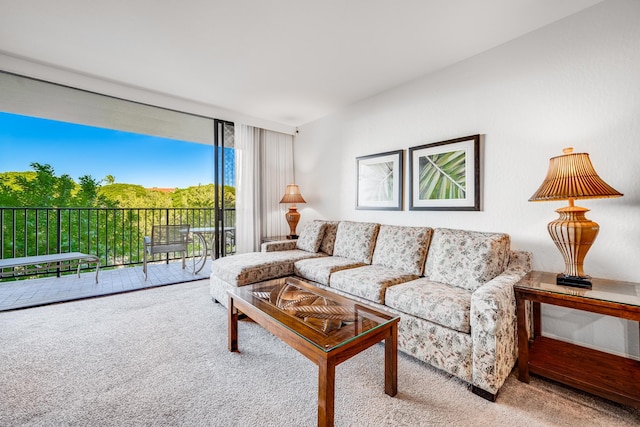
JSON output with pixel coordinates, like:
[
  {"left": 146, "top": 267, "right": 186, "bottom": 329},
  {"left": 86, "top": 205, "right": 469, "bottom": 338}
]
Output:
[{"left": 1, "top": 279, "right": 638, "bottom": 426}]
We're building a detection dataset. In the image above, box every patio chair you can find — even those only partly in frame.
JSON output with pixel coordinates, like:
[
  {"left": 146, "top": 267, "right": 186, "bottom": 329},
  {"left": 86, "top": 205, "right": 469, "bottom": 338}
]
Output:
[
  {"left": 225, "top": 228, "right": 236, "bottom": 254},
  {"left": 143, "top": 224, "right": 190, "bottom": 280}
]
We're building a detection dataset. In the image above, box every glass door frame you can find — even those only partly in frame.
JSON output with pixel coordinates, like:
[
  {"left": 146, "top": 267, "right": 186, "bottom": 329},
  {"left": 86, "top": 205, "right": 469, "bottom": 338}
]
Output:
[{"left": 213, "top": 119, "right": 234, "bottom": 259}]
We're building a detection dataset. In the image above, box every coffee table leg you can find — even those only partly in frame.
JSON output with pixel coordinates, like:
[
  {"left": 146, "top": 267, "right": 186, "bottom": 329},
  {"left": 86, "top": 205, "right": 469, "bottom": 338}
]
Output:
[
  {"left": 318, "top": 356, "right": 335, "bottom": 427},
  {"left": 228, "top": 295, "right": 238, "bottom": 352},
  {"left": 385, "top": 324, "right": 398, "bottom": 396}
]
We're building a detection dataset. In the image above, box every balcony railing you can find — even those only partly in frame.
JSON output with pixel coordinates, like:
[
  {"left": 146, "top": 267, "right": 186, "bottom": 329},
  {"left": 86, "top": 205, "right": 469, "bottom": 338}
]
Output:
[{"left": 0, "top": 207, "right": 235, "bottom": 279}]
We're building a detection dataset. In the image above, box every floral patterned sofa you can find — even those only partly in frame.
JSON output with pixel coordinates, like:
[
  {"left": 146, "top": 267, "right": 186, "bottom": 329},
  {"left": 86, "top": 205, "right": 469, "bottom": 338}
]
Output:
[{"left": 209, "top": 220, "right": 531, "bottom": 401}]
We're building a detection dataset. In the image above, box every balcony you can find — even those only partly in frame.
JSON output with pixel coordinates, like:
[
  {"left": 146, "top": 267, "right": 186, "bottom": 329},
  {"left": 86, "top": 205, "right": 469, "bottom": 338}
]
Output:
[
  {"left": 0, "top": 259, "right": 212, "bottom": 311},
  {"left": 0, "top": 207, "right": 235, "bottom": 311}
]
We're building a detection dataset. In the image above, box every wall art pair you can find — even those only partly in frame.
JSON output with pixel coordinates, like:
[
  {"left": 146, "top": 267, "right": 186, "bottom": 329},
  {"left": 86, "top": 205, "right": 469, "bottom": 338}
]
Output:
[{"left": 355, "top": 134, "right": 480, "bottom": 211}]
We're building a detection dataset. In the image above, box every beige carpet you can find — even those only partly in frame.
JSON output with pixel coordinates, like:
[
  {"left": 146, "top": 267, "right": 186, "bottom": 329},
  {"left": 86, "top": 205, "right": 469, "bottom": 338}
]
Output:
[{"left": 1, "top": 279, "right": 638, "bottom": 427}]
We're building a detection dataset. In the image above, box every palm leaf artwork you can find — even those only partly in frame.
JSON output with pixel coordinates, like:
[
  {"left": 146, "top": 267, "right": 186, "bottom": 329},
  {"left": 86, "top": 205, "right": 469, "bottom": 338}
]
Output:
[
  {"left": 359, "top": 161, "right": 394, "bottom": 202},
  {"left": 418, "top": 149, "right": 466, "bottom": 200}
]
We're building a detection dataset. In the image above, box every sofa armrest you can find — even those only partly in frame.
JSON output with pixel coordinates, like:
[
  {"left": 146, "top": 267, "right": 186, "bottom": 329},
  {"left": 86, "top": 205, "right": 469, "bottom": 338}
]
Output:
[
  {"left": 261, "top": 240, "right": 297, "bottom": 252},
  {"left": 470, "top": 250, "right": 532, "bottom": 396}
]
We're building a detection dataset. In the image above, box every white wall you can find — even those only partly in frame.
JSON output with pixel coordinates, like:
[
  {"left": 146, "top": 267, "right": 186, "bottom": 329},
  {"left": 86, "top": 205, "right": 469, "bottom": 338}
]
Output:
[{"left": 294, "top": 0, "right": 640, "bottom": 358}]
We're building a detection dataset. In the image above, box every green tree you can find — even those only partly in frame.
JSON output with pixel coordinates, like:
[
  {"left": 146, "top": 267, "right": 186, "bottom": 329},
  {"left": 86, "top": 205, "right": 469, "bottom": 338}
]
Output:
[
  {"left": 172, "top": 184, "right": 214, "bottom": 208},
  {"left": 0, "top": 163, "right": 234, "bottom": 267},
  {"left": 14, "top": 163, "right": 58, "bottom": 206},
  {"left": 0, "top": 163, "right": 113, "bottom": 208},
  {"left": 0, "top": 164, "right": 117, "bottom": 259},
  {"left": 74, "top": 175, "right": 115, "bottom": 207},
  {"left": 99, "top": 184, "right": 173, "bottom": 208},
  {"left": 53, "top": 173, "right": 76, "bottom": 206},
  {"left": 223, "top": 185, "right": 236, "bottom": 209},
  {"left": 171, "top": 184, "right": 235, "bottom": 209}
]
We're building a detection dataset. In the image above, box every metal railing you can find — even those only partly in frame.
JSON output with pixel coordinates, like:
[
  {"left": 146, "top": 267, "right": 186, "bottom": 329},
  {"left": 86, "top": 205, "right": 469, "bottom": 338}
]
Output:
[{"left": 0, "top": 207, "right": 236, "bottom": 278}]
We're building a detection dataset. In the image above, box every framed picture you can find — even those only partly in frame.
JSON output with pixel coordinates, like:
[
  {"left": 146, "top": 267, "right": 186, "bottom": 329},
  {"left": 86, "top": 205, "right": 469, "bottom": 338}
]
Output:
[
  {"left": 409, "top": 135, "right": 480, "bottom": 211},
  {"left": 356, "top": 150, "right": 403, "bottom": 210}
]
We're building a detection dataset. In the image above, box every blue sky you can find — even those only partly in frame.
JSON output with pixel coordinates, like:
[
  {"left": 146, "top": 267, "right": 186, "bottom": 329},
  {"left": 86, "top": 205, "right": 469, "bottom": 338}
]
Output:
[{"left": 0, "top": 112, "right": 235, "bottom": 188}]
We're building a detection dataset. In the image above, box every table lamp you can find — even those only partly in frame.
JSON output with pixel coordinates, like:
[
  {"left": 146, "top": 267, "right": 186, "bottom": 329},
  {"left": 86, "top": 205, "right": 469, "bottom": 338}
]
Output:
[
  {"left": 529, "top": 147, "right": 622, "bottom": 288},
  {"left": 279, "top": 184, "right": 306, "bottom": 239}
]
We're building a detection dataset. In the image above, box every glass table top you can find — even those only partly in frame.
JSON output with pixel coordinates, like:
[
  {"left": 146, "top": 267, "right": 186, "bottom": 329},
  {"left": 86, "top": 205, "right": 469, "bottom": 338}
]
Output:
[
  {"left": 231, "top": 276, "right": 399, "bottom": 352},
  {"left": 515, "top": 271, "right": 640, "bottom": 307}
]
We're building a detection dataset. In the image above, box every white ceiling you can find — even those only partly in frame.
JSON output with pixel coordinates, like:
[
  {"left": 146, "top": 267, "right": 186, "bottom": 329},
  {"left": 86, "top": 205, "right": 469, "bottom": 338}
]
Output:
[{"left": 0, "top": 0, "right": 603, "bottom": 128}]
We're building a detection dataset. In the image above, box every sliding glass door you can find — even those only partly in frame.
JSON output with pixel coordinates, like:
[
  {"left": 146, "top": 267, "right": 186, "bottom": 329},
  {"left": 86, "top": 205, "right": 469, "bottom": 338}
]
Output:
[
  {"left": 214, "top": 120, "right": 235, "bottom": 258},
  {"left": 0, "top": 71, "right": 236, "bottom": 269}
]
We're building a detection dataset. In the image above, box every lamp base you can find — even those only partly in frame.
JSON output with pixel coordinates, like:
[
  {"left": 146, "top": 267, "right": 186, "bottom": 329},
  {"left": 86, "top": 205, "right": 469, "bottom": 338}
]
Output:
[
  {"left": 556, "top": 273, "right": 592, "bottom": 289},
  {"left": 284, "top": 206, "right": 300, "bottom": 239},
  {"left": 548, "top": 203, "right": 598, "bottom": 290}
]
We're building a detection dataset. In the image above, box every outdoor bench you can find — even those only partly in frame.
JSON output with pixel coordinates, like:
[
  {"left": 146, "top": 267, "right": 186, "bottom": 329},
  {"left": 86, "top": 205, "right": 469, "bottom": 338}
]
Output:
[{"left": 0, "top": 252, "right": 100, "bottom": 283}]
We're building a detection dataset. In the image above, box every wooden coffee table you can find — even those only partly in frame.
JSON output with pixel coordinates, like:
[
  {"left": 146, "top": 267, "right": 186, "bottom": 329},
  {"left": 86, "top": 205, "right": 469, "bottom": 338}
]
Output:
[{"left": 227, "top": 276, "right": 399, "bottom": 427}]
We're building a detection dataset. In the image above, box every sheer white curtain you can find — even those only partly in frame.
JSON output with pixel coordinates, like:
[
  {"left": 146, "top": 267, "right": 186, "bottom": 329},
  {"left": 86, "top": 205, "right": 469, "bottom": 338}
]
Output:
[
  {"left": 235, "top": 124, "right": 294, "bottom": 253},
  {"left": 235, "top": 124, "right": 261, "bottom": 253},
  {"left": 260, "top": 130, "right": 294, "bottom": 241}
]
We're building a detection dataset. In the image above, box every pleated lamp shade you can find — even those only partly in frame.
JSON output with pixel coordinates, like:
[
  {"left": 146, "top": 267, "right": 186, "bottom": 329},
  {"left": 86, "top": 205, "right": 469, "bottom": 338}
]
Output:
[
  {"left": 529, "top": 148, "right": 622, "bottom": 201},
  {"left": 279, "top": 184, "right": 306, "bottom": 204}
]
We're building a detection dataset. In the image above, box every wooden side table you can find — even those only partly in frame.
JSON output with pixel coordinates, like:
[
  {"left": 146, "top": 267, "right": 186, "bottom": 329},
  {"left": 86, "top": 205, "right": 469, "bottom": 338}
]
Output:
[
  {"left": 515, "top": 271, "right": 640, "bottom": 408},
  {"left": 261, "top": 235, "right": 297, "bottom": 243}
]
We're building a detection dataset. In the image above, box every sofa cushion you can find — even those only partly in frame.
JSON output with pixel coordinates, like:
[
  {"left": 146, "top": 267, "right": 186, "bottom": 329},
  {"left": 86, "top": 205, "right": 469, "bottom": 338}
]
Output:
[
  {"left": 385, "top": 278, "right": 472, "bottom": 334},
  {"left": 317, "top": 220, "right": 339, "bottom": 255},
  {"left": 295, "top": 221, "right": 327, "bottom": 253},
  {"left": 332, "top": 221, "right": 380, "bottom": 264},
  {"left": 210, "top": 250, "right": 323, "bottom": 287},
  {"left": 329, "top": 264, "right": 419, "bottom": 304},
  {"left": 425, "top": 228, "right": 511, "bottom": 291},
  {"left": 294, "top": 256, "right": 365, "bottom": 286},
  {"left": 372, "top": 225, "right": 432, "bottom": 275}
]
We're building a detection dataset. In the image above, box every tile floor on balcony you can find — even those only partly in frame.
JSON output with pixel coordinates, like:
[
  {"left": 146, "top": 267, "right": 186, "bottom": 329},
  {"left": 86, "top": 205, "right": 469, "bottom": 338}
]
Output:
[{"left": 0, "top": 259, "right": 212, "bottom": 311}]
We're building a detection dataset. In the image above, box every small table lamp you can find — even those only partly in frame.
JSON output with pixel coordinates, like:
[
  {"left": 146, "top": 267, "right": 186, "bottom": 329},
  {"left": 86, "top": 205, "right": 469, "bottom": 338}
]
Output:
[
  {"left": 529, "top": 147, "right": 622, "bottom": 288},
  {"left": 279, "top": 184, "right": 306, "bottom": 239}
]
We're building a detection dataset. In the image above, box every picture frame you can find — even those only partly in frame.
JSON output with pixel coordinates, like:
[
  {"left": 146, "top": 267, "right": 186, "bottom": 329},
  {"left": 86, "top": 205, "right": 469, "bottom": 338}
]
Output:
[
  {"left": 409, "top": 135, "right": 480, "bottom": 211},
  {"left": 356, "top": 150, "right": 403, "bottom": 210}
]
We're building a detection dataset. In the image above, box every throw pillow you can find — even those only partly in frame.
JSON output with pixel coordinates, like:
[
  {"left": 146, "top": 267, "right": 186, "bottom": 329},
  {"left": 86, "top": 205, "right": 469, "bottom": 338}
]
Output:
[
  {"left": 425, "top": 228, "right": 511, "bottom": 291},
  {"left": 372, "top": 225, "right": 433, "bottom": 275},
  {"left": 318, "top": 220, "right": 339, "bottom": 255},
  {"left": 295, "top": 221, "right": 327, "bottom": 253},
  {"left": 332, "top": 221, "right": 380, "bottom": 264}
]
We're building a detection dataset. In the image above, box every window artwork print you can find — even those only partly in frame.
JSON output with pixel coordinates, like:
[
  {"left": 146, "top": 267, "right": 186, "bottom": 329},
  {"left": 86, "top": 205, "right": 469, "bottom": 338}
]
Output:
[
  {"left": 409, "top": 135, "right": 480, "bottom": 211},
  {"left": 356, "top": 150, "right": 403, "bottom": 210}
]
